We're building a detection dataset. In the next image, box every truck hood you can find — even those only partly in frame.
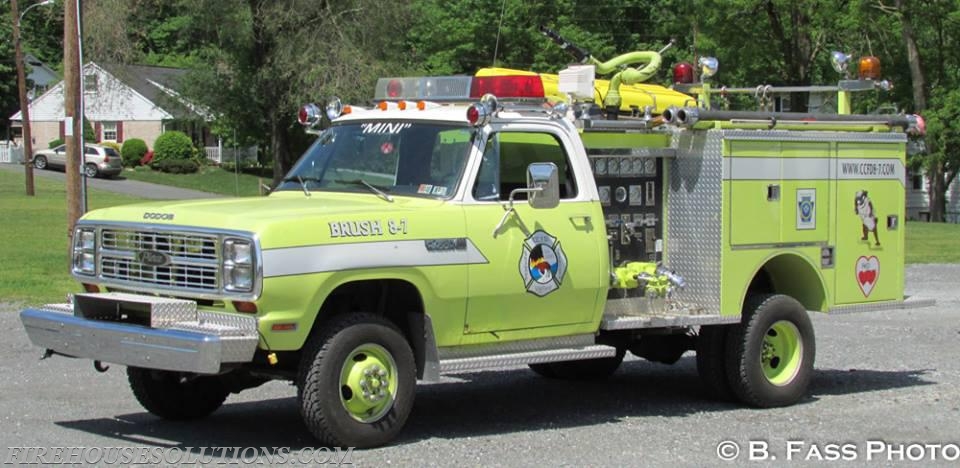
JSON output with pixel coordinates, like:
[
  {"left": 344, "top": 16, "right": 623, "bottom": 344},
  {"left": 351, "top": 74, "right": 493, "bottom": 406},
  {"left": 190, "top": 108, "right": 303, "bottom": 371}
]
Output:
[{"left": 82, "top": 191, "right": 459, "bottom": 249}]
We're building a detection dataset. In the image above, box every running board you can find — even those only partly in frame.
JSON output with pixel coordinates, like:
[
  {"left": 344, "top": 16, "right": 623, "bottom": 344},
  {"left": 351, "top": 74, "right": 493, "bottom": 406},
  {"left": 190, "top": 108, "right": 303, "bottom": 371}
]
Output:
[
  {"left": 828, "top": 295, "right": 936, "bottom": 314},
  {"left": 600, "top": 313, "right": 738, "bottom": 330},
  {"left": 439, "top": 345, "right": 616, "bottom": 374}
]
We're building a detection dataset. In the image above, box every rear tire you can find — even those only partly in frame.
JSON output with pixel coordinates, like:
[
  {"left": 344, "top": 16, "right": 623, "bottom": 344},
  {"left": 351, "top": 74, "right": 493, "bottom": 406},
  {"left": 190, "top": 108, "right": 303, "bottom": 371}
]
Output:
[
  {"left": 696, "top": 325, "right": 734, "bottom": 401},
  {"left": 725, "top": 294, "right": 815, "bottom": 407},
  {"left": 84, "top": 163, "right": 99, "bottom": 178},
  {"left": 297, "top": 313, "right": 416, "bottom": 448},
  {"left": 528, "top": 348, "right": 625, "bottom": 380},
  {"left": 127, "top": 367, "right": 229, "bottom": 420},
  {"left": 33, "top": 155, "right": 47, "bottom": 170}
]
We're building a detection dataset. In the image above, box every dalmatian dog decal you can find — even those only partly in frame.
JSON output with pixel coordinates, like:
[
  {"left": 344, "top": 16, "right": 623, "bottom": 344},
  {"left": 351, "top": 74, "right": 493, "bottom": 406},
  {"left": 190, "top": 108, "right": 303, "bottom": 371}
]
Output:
[{"left": 854, "top": 190, "right": 880, "bottom": 246}]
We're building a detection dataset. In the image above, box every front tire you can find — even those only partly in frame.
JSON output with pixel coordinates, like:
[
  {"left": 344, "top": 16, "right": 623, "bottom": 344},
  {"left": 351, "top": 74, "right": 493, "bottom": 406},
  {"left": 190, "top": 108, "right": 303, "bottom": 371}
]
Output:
[
  {"left": 84, "top": 163, "right": 99, "bottom": 178},
  {"left": 725, "top": 294, "right": 815, "bottom": 407},
  {"left": 33, "top": 155, "right": 47, "bottom": 170},
  {"left": 297, "top": 313, "right": 416, "bottom": 448},
  {"left": 127, "top": 367, "right": 229, "bottom": 420}
]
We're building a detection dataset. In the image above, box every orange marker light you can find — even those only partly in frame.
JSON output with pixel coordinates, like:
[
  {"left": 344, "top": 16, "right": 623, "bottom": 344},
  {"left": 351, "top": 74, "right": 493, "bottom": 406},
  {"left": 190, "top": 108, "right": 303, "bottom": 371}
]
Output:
[
  {"left": 342, "top": 105, "right": 352, "bottom": 115},
  {"left": 232, "top": 301, "right": 258, "bottom": 314},
  {"left": 271, "top": 323, "right": 298, "bottom": 332},
  {"left": 858, "top": 56, "right": 881, "bottom": 80},
  {"left": 398, "top": 101, "right": 407, "bottom": 110},
  {"left": 417, "top": 101, "right": 426, "bottom": 111},
  {"left": 378, "top": 101, "right": 388, "bottom": 111}
]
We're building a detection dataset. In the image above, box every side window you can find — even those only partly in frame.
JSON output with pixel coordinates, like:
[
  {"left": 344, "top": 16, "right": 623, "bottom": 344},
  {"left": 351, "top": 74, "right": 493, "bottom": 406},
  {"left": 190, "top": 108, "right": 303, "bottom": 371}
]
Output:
[{"left": 472, "top": 131, "right": 577, "bottom": 201}]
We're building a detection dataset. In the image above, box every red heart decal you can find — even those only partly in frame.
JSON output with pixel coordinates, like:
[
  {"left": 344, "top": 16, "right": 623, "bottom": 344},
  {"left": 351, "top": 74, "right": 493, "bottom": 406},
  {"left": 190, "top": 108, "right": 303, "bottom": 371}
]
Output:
[{"left": 855, "top": 256, "right": 880, "bottom": 297}]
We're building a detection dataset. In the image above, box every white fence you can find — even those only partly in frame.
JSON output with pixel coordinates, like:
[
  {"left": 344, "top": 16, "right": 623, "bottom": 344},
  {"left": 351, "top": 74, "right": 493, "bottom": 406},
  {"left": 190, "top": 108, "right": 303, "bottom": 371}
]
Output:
[
  {"left": 0, "top": 142, "right": 24, "bottom": 164},
  {"left": 204, "top": 145, "right": 258, "bottom": 165}
]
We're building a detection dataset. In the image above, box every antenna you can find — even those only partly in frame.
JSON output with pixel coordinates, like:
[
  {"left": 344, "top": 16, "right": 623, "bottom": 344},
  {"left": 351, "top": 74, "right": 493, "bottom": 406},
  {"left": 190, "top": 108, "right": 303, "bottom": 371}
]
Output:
[{"left": 492, "top": 0, "right": 507, "bottom": 66}]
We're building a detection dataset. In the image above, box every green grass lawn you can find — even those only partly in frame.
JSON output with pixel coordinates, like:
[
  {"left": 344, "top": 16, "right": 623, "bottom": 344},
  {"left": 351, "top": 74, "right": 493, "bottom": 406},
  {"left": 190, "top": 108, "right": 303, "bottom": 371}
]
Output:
[
  {"left": 1, "top": 164, "right": 957, "bottom": 306},
  {"left": 122, "top": 165, "right": 269, "bottom": 197},
  {"left": 0, "top": 170, "right": 147, "bottom": 305},
  {"left": 905, "top": 221, "right": 960, "bottom": 264}
]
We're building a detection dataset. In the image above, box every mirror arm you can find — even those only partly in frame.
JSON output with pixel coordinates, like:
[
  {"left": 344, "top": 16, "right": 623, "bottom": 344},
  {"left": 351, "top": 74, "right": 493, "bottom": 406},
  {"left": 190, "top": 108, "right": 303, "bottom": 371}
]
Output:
[{"left": 492, "top": 186, "right": 543, "bottom": 238}]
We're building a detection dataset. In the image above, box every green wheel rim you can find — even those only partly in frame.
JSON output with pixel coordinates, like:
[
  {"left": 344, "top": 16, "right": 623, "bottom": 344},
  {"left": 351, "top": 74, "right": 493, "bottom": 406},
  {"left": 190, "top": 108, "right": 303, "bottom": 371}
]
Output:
[
  {"left": 761, "top": 320, "right": 803, "bottom": 386},
  {"left": 339, "top": 343, "right": 399, "bottom": 423}
]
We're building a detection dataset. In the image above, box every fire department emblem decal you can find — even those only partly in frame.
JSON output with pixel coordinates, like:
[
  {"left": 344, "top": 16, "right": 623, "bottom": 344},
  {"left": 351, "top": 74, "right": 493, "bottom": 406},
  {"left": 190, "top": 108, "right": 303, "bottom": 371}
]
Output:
[{"left": 519, "top": 230, "right": 567, "bottom": 297}]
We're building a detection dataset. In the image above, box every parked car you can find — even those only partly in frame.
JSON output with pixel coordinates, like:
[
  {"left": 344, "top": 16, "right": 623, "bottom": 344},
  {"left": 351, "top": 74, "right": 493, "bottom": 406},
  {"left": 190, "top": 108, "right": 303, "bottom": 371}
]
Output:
[{"left": 32, "top": 144, "right": 123, "bottom": 178}]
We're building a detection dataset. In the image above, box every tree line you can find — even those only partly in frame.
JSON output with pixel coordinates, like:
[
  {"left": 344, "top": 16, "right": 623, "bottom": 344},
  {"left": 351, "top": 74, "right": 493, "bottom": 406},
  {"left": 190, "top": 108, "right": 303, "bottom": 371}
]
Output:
[{"left": 3, "top": 0, "right": 958, "bottom": 220}]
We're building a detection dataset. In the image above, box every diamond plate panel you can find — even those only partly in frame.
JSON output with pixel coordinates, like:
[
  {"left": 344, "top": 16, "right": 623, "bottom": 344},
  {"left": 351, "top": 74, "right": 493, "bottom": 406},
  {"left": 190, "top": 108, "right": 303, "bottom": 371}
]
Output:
[
  {"left": 721, "top": 130, "right": 907, "bottom": 143},
  {"left": 440, "top": 346, "right": 616, "bottom": 373},
  {"left": 73, "top": 292, "right": 198, "bottom": 327},
  {"left": 666, "top": 130, "right": 724, "bottom": 314},
  {"left": 437, "top": 334, "right": 596, "bottom": 360}
]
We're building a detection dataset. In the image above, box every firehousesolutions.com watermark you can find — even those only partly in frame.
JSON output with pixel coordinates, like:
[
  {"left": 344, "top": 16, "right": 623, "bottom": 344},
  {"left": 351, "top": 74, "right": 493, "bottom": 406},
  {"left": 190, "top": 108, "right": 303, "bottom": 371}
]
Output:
[
  {"left": 715, "top": 439, "right": 960, "bottom": 463},
  {"left": 4, "top": 446, "right": 354, "bottom": 465}
]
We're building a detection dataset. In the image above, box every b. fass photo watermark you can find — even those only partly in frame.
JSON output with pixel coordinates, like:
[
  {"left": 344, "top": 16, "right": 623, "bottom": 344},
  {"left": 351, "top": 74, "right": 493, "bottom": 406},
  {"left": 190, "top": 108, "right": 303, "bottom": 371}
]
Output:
[{"left": 716, "top": 439, "right": 960, "bottom": 462}]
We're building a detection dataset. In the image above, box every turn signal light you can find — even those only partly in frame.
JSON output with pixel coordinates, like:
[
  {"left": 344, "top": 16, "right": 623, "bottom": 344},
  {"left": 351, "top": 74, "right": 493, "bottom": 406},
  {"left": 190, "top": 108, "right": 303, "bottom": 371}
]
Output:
[{"left": 232, "top": 301, "right": 258, "bottom": 314}]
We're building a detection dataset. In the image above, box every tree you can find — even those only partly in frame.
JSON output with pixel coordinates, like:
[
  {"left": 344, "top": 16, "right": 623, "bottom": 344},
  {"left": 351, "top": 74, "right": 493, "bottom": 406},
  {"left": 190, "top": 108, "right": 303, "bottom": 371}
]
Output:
[{"left": 878, "top": 0, "right": 960, "bottom": 221}]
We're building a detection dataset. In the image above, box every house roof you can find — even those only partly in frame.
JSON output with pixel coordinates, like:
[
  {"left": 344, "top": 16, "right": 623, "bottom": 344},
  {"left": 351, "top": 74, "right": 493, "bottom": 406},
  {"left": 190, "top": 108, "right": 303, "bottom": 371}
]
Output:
[
  {"left": 9, "top": 62, "right": 209, "bottom": 122},
  {"left": 24, "top": 54, "right": 59, "bottom": 87},
  {"left": 98, "top": 63, "right": 202, "bottom": 120}
]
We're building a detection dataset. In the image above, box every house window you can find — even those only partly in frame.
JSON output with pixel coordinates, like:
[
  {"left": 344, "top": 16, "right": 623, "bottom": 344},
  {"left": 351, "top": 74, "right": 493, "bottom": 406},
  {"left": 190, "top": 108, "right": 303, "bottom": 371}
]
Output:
[
  {"left": 912, "top": 174, "right": 923, "bottom": 191},
  {"left": 102, "top": 121, "right": 118, "bottom": 141},
  {"left": 84, "top": 74, "right": 98, "bottom": 93}
]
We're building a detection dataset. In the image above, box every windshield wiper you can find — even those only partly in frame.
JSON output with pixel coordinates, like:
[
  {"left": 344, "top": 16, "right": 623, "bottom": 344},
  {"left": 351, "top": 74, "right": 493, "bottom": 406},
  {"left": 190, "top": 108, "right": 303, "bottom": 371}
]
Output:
[
  {"left": 282, "top": 175, "right": 321, "bottom": 197},
  {"left": 334, "top": 178, "right": 394, "bottom": 202}
]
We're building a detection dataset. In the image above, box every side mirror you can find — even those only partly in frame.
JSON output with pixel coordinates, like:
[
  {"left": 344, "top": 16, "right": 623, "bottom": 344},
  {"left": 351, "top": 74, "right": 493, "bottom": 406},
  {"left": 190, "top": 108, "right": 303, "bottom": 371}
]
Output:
[{"left": 527, "top": 162, "right": 560, "bottom": 209}]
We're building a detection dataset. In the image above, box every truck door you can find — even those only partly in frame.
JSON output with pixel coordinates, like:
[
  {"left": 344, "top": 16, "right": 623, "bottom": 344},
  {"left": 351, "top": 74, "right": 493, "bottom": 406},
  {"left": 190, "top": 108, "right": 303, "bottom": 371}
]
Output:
[{"left": 463, "top": 128, "right": 606, "bottom": 335}]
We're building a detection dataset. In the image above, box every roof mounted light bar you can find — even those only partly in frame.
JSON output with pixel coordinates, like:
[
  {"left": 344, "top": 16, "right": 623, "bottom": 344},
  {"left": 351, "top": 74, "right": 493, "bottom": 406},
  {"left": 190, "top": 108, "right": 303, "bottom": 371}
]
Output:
[{"left": 374, "top": 75, "right": 548, "bottom": 102}]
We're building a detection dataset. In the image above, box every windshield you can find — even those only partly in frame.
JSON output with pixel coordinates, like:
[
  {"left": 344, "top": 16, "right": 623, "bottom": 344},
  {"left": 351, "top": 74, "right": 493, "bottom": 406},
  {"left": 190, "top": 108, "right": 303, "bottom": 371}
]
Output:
[{"left": 276, "top": 122, "right": 475, "bottom": 199}]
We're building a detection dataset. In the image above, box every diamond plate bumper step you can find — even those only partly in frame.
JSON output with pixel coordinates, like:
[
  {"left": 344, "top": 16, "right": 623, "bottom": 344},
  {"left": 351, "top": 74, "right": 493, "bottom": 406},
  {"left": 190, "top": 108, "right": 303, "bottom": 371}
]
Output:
[{"left": 20, "top": 293, "right": 258, "bottom": 374}]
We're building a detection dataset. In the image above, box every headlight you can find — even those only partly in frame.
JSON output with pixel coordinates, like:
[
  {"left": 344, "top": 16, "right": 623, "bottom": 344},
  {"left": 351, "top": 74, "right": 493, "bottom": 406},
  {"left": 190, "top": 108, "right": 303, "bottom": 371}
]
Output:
[
  {"left": 222, "top": 238, "right": 255, "bottom": 292},
  {"left": 224, "top": 239, "right": 253, "bottom": 264},
  {"left": 72, "top": 228, "right": 96, "bottom": 275},
  {"left": 223, "top": 264, "right": 254, "bottom": 291}
]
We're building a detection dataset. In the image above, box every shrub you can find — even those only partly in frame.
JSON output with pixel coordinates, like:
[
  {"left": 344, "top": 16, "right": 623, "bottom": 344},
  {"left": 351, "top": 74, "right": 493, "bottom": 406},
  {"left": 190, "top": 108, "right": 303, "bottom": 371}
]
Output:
[
  {"left": 152, "top": 131, "right": 194, "bottom": 163},
  {"left": 83, "top": 117, "right": 95, "bottom": 142},
  {"left": 48, "top": 138, "right": 63, "bottom": 149},
  {"left": 100, "top": 141, "right": 122, "bottom": 153},
  {"left": 152, "top": 159, "right": 199, "bottom": 174},
  {"left": 120, "top": 138, "right": 148, "bottom": 167}
]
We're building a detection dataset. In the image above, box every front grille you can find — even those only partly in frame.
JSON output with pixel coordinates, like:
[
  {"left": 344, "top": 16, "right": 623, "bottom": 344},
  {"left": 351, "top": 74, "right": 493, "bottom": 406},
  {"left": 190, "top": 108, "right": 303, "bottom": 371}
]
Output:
[
  {"left": 102, "top": 229, "right": 218, "bottom": 261},
  {"left": 98, "top": 228, "right": 221, "bottom": 292}
]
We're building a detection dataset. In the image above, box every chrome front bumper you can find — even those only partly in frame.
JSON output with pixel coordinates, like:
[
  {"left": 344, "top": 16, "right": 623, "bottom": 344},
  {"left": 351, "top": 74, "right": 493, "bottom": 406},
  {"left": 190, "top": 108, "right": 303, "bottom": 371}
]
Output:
[{"left": 20, "top": 293, "right": 259, "bottom": 374}]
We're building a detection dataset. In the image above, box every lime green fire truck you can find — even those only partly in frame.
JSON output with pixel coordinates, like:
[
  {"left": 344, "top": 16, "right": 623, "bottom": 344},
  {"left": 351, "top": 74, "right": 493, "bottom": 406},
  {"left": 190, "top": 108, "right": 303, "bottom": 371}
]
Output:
[{"left": 20, "top": 32, "right": 928, "bottom": 447}]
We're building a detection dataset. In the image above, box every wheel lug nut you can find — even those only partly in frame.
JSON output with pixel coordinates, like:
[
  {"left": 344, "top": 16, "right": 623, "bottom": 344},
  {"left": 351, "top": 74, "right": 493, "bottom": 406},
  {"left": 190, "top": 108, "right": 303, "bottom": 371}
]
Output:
[{"left": 378, "top": 369, "right": 387, "bottom": 377}]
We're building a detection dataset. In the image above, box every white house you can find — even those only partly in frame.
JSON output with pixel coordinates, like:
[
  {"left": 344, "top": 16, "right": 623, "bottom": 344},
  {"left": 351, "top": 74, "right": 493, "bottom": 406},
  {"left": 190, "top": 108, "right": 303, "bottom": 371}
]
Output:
[
  {"left": 906, "top": 171, "right": 960, "bottom": 222},
  {"left": 10, "top": 62, "right": 213, "bottom": 150}
]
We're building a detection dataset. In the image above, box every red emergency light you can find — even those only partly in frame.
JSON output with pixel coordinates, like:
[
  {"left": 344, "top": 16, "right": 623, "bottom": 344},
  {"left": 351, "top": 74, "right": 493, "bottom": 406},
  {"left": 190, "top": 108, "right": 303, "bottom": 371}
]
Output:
[
  {"left": 672, "top": 62, "right": 694, "bottom": 84},
  {"left": 470, "top": 75, "right": 545, "bottom": 99}
]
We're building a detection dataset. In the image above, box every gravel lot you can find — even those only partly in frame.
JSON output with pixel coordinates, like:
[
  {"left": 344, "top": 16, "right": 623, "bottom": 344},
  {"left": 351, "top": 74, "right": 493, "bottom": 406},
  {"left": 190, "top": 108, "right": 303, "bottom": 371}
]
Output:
[{"left": 1, "top": 264, "right": 957, "bottom": 466}]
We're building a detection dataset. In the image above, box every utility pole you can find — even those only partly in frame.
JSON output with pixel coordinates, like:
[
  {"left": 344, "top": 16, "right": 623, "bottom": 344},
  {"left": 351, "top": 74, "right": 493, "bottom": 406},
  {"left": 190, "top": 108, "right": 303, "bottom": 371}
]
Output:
[
  {"left": 11, "top": 0, "right": 36, "bottom": 196},
  {"left": 64, "top": 0, "right": 82, "bottom": 240}
]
